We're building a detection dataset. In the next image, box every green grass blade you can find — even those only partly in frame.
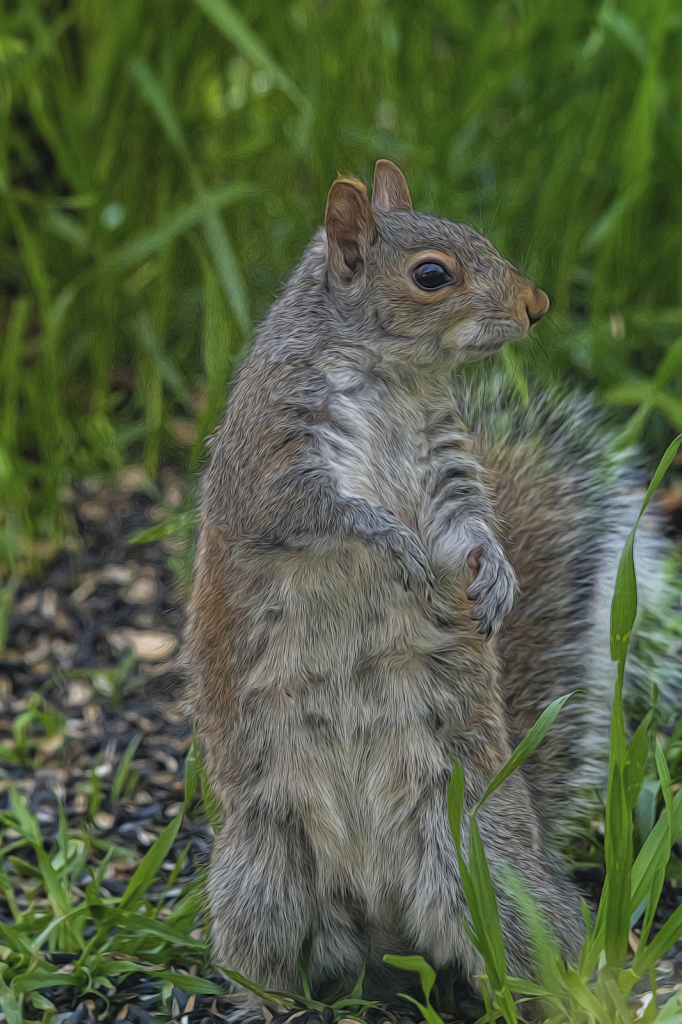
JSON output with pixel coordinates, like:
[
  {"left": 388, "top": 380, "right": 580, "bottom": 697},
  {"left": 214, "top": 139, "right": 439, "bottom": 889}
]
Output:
[
  {"left": 392, "top": 992, "right": 444, "bottom": 1024},
  {"left": 128, "top": 56, "right": 190, "bottom": 163},
  {"left": 192, "top": 0, "right": 310, "bottom": 112},
  {"left": 135, "top": 313, "right": 191, "bottom": 405},
  {"left": 0, "top": 974, "right": 23, "bottom": 1024},
  {"left": 201, "top": 206, "right": 250, "bottom": 336},
  {"left": 563, "top": 965, "right": 604, "bottom": 1020},
  {"left": 12, "top": 969, "right": 80, "bottom": 993},
  {"left": 107, "top": 911, "right": 206, "bottom": 948},
  {"left": 474, "top": 692, "right": 576, "bottom": 813},
  {"left": 633, "top": 903, "right": 682, "bottom": 976},
  {"left": 111, "top": 732, "right": 142, "bottom": 801},
  {"left": 221, "top": 969, "right": 296, "bottom": 1010},
  {"left": 599, "top": 761, "right": 632, "bottom": 968},
  {"left": 610, "top": 434, "right": 682, "bottom": 662},
  {"left": 31, "top": 907, "right": 86, "bottom": 954},
  {"left": 658, "top": 988, "right": 682, "bottom": 1024},
  {"left": 183, "top": 736, "right": 201, "bottom": 810},
  {"left": 655, "top": 738, "right": 674, "bottom": 821},
  {"left": 382, "top": 955, "right": 436, "bottom": 1004},
  {"left": 118, "top": 813, "right": 183, "bottom": 911},
  {"left": 632, "top": 788, "right": 682, "bottom": 907},
  {"left": 467, "top": 816, "right": 509, "bottom": 998},
  {"left": 624, "top": 711, "right": 652, "bottom": 811}
]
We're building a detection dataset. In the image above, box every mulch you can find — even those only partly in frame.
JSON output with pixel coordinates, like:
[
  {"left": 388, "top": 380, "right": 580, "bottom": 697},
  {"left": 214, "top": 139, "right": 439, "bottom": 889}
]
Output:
[
  {"left": 0, "top": 469, "right": 197, "bottom": 857},
  {"left": 3, "top": 468, "right": 682, "bottom": 1023},
  {"left": 0, "top": 469, "right": 230, "bottom": 1024}
]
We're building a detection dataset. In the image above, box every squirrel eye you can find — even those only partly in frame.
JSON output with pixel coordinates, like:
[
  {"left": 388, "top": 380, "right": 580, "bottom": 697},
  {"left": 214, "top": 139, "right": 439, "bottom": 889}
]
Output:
[{"left": 412, "top": 262, "right": 452, "bottom": 290}]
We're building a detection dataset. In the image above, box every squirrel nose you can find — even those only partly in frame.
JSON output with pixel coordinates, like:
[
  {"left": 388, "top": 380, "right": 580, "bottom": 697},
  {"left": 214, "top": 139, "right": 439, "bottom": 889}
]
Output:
[{"left": 524, "top": 287, "right": 550, "bottom": 326}]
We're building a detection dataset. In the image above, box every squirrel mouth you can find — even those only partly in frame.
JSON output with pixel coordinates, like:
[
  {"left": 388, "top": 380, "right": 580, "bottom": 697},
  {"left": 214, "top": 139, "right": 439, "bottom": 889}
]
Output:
[{"left": 443, "top": 317, "right": 527, "bottom": 355}]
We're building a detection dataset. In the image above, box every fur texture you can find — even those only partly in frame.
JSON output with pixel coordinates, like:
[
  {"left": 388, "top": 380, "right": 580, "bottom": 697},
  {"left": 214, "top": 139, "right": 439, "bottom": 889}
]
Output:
[
  {"left": 183, "top": 161, "right": 677, "bottom": 1008},
  {"left": 460, "top": 379, "right": 674, "bottom": 834}
]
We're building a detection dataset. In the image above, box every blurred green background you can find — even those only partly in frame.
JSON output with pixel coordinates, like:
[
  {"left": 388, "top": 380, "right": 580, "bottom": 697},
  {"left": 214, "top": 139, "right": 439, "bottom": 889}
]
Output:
[{"left": 1, "top": 0, "right": 681, "bottom": 571}]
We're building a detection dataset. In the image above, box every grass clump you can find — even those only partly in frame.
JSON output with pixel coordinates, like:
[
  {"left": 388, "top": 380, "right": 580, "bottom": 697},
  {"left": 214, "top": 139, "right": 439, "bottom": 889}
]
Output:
[
  {"left": 2, "top": 0, "right": 682, "bottom": 563},
  {"left": 0, "top": 747, "right": 223, "bottom": 1023}
]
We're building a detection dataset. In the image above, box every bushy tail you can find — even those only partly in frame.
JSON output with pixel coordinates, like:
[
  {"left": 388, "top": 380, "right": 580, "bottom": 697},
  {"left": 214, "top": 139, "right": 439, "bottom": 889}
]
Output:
[{"left": 459, "top": 373, "right": 682, "bottom": 841}]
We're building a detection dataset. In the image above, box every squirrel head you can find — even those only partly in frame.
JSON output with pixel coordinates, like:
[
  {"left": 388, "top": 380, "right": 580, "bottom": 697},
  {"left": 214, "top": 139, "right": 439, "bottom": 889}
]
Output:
[{"left": 323, "top": 160, "right": 549, "bottom": 368}]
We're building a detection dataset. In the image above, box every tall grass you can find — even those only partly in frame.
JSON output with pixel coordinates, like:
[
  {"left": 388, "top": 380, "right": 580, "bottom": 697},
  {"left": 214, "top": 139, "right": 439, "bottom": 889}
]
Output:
[{"left": 1, "top": 0, "right": 682, "bottom": 565}]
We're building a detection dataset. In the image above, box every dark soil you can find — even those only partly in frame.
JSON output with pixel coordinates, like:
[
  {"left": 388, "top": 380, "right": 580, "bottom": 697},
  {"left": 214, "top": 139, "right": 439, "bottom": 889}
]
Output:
[{"left": 0, "top": 469, "right": 226, "bottom": 1024}]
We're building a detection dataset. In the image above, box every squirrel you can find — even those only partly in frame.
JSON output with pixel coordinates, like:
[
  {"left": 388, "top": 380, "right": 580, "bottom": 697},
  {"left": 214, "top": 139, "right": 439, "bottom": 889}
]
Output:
[{"left": 184, "top": 160, "right": 678, "bottom": 1012}]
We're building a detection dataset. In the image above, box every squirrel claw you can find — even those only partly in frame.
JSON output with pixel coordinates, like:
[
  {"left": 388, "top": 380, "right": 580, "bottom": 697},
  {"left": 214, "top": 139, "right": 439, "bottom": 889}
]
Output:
[{"left": 465, "top": 543, "right": 517, "bottom": 634}]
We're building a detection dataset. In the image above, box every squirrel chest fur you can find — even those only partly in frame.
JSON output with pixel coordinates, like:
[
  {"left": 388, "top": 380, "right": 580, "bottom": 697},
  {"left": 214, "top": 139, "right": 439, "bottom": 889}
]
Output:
[
  {"left": 185, "top": 160, "right": 676, "bottom": 1009},
  {"left": 319, "top": 365, "right": 473, "bottom": 530}
]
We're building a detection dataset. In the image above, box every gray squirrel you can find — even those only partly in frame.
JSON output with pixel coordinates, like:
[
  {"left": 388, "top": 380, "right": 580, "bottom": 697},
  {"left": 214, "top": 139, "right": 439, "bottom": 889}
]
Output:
[{"left": 184, "top": 160, "right": 679, "bottom": 1011}]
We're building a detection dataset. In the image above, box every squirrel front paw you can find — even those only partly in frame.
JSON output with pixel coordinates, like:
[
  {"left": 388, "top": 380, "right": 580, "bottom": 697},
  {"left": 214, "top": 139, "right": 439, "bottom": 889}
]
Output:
[
  {"left": 466, "top": 542, "right": 517, "bottom": 637},
  {"left": 376, "top": 527, "right": 436, "bottom": 601}
]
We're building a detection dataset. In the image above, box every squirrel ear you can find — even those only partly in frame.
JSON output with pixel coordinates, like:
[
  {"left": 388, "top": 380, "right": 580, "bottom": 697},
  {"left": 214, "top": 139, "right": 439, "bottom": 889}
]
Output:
[
  {"left": 325, "top": 177, "right": 377, "bottom": 284},
  {"left": 372, "top": 160, "right": 413, "bottom": 213}
]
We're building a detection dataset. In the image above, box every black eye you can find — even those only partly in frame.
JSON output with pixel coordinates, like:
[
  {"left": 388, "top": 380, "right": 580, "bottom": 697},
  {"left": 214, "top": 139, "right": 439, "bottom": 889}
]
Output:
[{"left": 413, "top": 262, "right": 452, "bottom": 290}]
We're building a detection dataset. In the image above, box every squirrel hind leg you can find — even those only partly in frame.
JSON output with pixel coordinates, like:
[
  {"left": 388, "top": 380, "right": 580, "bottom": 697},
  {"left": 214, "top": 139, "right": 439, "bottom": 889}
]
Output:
[{"left": 208, "top": 815, "right": 314, "bottom": 998}]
